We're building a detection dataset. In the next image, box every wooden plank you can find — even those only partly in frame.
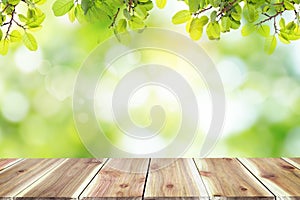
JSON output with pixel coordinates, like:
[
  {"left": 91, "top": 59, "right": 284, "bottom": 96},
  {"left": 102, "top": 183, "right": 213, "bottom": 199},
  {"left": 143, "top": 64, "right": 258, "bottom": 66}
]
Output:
[
  {"left": 0, "top": 159, "right": 21, "bottom": 171},
  {"left": 282, "top": 158, "right": 300, "bottom": 169},
  {"left": 81, "top": 158, "right": 149, "bottom": 200},
  {"left": 0, "top": 158, "right": 64, "bottom": 200},
  {"left": 194, "top": 158, "right": 274, "bottom": 199},
  {"left": 239, "top": 158, "right": 300, "bottom": 199},
  {"left": 17, "top": 158, "right": 106, "bottom": 200},
  {"left": 144, "top": 158, "right": 208, "bottom": 200}
]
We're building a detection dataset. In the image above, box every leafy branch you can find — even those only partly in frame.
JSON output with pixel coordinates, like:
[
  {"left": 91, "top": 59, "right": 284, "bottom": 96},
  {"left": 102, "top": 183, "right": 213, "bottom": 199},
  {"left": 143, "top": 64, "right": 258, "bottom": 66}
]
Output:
[
  {"left": 171, "top": 0, "right": 300, "bottom": 54},
  {"left": 2, "top": 0, "right": 300, "bottom": 55},
  {"left": 0, "top": 0, "right": 45, "bottom": 55}
]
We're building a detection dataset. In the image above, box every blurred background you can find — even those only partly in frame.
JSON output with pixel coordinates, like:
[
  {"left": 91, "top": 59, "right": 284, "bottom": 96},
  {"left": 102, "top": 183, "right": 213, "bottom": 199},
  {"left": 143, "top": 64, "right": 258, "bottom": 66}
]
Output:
[{"left": 0, "top": 0, "right": 299, "bottom": 157}]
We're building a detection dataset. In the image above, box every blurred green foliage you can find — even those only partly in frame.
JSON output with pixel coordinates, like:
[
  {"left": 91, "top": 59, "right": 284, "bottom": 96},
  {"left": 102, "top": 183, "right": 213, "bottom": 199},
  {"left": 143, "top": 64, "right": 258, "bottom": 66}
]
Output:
[{"left": 0, "top": 0, "right": 299, "bottom": 157}]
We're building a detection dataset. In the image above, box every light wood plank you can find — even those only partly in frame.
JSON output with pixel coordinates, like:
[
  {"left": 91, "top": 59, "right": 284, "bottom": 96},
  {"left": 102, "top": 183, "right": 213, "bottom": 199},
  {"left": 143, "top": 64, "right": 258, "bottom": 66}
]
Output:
[
  {"left": 194, "top": 158, "right": 274, "bottom": 199},
  {"left": 282, "top": 158, "right": 300, "bottom": 169},
  {"left": 0, "top": 159, "right": 21, "bottom": 171},
  {"left": 0, "top": 158, "right": 64, "bottom": 200},
  {"left": 239, "top": 158, "right": 300, "bottom": 199},
  {"left": 144, "top": 158, "right": 208, "bottom": 200},
  {"left": 17, "top": 158, "right": 106, "bottom": 200},
  {"left": 81, "top": 158, "right": 149, "bottom": 200}
]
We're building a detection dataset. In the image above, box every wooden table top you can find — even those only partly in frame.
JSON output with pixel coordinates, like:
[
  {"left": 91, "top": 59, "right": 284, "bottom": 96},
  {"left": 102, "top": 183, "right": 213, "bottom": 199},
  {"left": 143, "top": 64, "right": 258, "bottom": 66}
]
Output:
[{"left": 0, "top": 158, "right": 299, "bottom": 199}]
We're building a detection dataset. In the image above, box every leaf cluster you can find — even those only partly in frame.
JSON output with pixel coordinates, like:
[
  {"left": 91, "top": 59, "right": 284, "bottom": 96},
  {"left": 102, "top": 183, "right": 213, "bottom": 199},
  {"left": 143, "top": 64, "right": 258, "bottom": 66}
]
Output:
[
  {"left": 52, "top": 0, "right": 153, "bottom": 38},
  {"left": 2, "top": 0, "right": 300, "bottom": 55},
  {"left": 171, "top": 0, "right": 300, "bottom": 54},
  {"left": 0, "top": 0, "right": 45, "bottom": 55}
]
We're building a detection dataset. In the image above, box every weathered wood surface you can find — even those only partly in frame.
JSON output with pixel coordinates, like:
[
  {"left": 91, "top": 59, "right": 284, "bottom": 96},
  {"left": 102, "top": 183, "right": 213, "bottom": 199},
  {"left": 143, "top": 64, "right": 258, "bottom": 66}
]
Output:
[
  {"left": 0, "top": 159, "right": 64, "bottom": 199},
  {"left": 239, "top": 158, "right": 300, "bottom": 199},
  {"left": 0, "top": 158, "right": 299, "bottom": 199},
  {"left": 81, "top": 158, "right": 149, "bottom": 200},
  {"left": 17, "top": 158, "right": 106, "bottom": 199},
  {"left": 144, "top": 158, "right": 208, "bottom": 199},
  {"left": 0, "top": 159, "right": 20, "bottom": 171},
  {"left": 283, "top": 157, "right": 300, "bottom": 169},
  {"left": 194, "top": 158, "right": 274, "bottom": 199}
]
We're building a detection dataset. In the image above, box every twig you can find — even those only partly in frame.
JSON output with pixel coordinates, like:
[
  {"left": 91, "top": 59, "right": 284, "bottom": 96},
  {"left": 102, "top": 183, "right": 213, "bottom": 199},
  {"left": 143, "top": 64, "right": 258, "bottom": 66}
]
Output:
[
  {"left": 194, "top": 6, "right": 213, "bottom": 17},
  {"left": 217, "top": 0, "right": 240, "bottom": 18},
  {"left": 256, "top": 9, "right": 285, "bottom": 26},
  {"left": 5, "top": 6, "right": 16, "bottom": 39},
  {"left": 109, "top": 8, "right": 120, "bottom": 28}
]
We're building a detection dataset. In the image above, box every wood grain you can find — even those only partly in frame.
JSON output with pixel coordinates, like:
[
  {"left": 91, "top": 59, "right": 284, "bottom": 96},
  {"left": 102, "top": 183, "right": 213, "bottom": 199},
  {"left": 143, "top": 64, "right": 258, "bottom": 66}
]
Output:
[
  {"left": 239, "top": 158, "right": 300, "bottom": 199},
  {"left": 194, "top": 158, "right": 274, "bottom": 199},
  {"left": 0, "top": 158, "right": 64, "bottom": 200},
  {"left": 17, "top": 158, "right": 106, "bottom": 200},
  {"left": 81, "top": 158, "right": 149, "bottom": 200},
  {"left": 282, "top": 158, "right": 300, "bottom": 169},
  {"left": 0, "top": 159, "right": 21, "bottom": 171},
  {"left": 144, "top": 158, "right": 208, "bottom": 200}
]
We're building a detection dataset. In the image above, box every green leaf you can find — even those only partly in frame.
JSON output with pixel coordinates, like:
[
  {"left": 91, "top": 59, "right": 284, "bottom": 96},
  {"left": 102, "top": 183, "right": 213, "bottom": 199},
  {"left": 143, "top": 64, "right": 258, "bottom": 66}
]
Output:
[
  {"left": 156, "top": 0, "right": 167, "bottom": 9},
  {"left": 220, "top": 16, "right": 231, "bottom": 32},
  {"left": 52, "top": 0, "right": 74, "bottom": 17},
  {"left": 115, "top": 19, "right": 127, "bottom": 33},
  {"left": 257, "top": 25, "right": 270, "bottom": 37},
  {"left": 198, "top": 15, "right": 209, "bottom": 26},
  {"left": 0, "top": 29, "right": 2, "bottom": 41},
  {"left": 230, "top": 19, "right": 240, "bottom": 29},
  {"left": 135, "top": 6, "right": 148, "bottom": 19},
  {"left": 10, "top": 30, "right": 22, "bottom": 42},
  {"left": 68, "top": 6, "right": 76, "bottom": 22},
  {"left": 210, "top": 10, "right": 217, "bottom": 22},
  {"left": 8, "top": 0, "right": 20, "bottom": 5},
  {"left": 189, "top": 17, "right": 205, "bottom": 40},
  {"left": 84, "top": 4, "right": 109, "bottom": 23},
  {"left": 172, "top": 10, "right": 191, "bottom": 24},
  {"left": 264, "top": 35, "right": 277, "bottom": 54},
  {"left": 186, "top": 19, "right": 192, "bottom": 33},
  {"left": 278, "top": 33, "right": 290, "bottom": 44},
  {"left": 75, "top": 5, "right": 86, "bottom": 23},
  {"left": 206, "top": 22, "right": 220, "bottom": 40},
  {"left": 23, "top": 32, "right": 38, "bottom": 51},
  {"left": 18, "top": 14, "right": 27, "bottom": 23},
  {"left": 210, "top": 0, "right": 221, "bottom": 7},
  {"left": 279, "top": 18, "right": 285, "bottom": 29},
  {"left": 123, "top": 9, "right": 131, "bottom": 20},
  {"left": 243, "top": 4, "right": 259, "bottom": 23},
  {"left": 27, "top": 9, "right": 35, "bottom": 19},
  {"left": 128, "top": 16, "right": 145, "bottom": 30},
  {"left": 286, "top": 21, "right": 296, "bottom": 31},
  {"left": 189, "top": 0, "right": 200, "bottom": 12},
  {"left": 81, "top": 0, "right": 93, "bottom": 14},
  {"left": 0, "top": 14, "right": 6, "bottom": 25},
  {"left": 34, "top": 0, "right": 47, "bottom": 5},
  {"left": 27, "top": 9, "right": 46, "bottom": 28},
  {"left": 0, "top": 40, "right": 9, "bottom": 55},
  {"left": 231, "top": 4, "right": 242, "bottom": 21},
  {"left": 284, "top": 0, "right": 294, "bottom": 10},
  {"left": 241, "top": 24, "right": 255, "bottom": 36},
  {"left": 140, "top": 1, "right": 153, "bottom": 11}
]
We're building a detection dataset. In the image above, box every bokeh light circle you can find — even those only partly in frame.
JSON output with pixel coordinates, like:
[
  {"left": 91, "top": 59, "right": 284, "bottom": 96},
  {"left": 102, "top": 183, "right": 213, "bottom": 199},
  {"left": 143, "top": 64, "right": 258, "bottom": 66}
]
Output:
[{"left": 73, "top": 28, "right": 226, "bottom": 172}]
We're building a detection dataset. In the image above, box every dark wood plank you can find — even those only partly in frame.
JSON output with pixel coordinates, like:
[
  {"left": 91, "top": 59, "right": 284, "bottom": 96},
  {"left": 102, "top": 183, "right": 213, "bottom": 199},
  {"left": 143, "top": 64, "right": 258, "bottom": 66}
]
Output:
[
  {"left": 0, "top": 158, "right": 64, "bottom": 200},
  {"left": 283, "top": 158, "right": 300, "bottom": 169},
  {"left": 0, "top": 159, "right": 21, "bottom": 171},
  {"left": 239, "top": 158, "right": 300, "bottom": 199},
  {"left": 17, "top": 158, "right": 106, "bottom": 200},
  {"left": 194, "top": 158, "right": 274, "bottom": 199},
  {"left": 144, "top": 158, "right": 208, "bottom": 200},
  {"left": 81, "top": 158, "right": 149, "bottom": 200}
]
